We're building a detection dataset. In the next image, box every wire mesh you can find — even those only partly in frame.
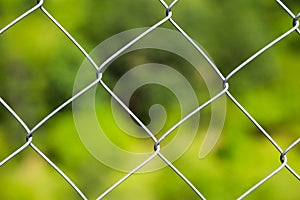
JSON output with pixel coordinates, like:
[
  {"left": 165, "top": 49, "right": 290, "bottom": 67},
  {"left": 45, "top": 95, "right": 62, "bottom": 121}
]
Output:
[{"left": 0, "top": 0, "right": 299, "bottom": 199}]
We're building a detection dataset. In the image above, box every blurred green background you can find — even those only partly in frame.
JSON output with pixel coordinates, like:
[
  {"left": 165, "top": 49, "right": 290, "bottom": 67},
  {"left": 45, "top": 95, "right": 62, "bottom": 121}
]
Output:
[{"left": 0, "top": 0, "right": 299, "bottom": 199}]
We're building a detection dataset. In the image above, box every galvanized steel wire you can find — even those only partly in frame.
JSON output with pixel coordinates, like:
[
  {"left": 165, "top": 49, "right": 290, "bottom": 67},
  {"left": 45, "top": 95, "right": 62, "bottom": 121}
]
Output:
[{"left": 0, "top": 0, "right": 299, "bottom": 199}]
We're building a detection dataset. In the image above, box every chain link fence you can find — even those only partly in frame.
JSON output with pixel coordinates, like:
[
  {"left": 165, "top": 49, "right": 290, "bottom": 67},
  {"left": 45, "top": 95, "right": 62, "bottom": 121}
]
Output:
[{"left": 0, "top": 0, "right": 299, "bottom": 199}]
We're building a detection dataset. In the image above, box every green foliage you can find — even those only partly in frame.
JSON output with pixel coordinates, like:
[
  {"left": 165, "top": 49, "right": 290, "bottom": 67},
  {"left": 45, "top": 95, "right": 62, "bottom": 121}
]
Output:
[{"left": 0, "top": 0, "right": 299, "bottom": 199}]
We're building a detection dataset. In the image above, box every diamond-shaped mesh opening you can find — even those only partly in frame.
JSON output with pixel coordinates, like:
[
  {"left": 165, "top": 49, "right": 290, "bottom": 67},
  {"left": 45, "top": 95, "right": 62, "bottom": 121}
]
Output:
[{"left": 0, "top": 0, "right": 299, "bottom": 199}]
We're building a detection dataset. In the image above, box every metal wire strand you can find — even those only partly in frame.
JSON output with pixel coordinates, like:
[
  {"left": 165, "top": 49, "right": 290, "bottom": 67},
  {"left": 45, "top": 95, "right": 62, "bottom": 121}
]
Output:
[
  {"left": 0, "top": 98, "right": 32, "bottom": 166},
  {"left": 0, "top": 98, "right": 30, "bottom": 133},
  {"left": 157, "top": 83, "right": 229, "bottom": 145},
  {"left": 0, "top": 98, "right": 87, "bottom": 198},
  {"left": 96, "top": 146, "right": 161, "bottom": 200},
  {"left": 28, "top": 78, "right": 100, "bottom": 137},
  {"left": 0, "top": 0, "right": 299, "bottom": 199},
  {"left": 168, "top": 17, "right": 225, "bottom": 81},
  {"left": 99, "top": 79, "right": 157, "bottom": 142},
  {"left": 237, "top": 156, "right": 288, "bottom": 200},
  {"left": 226, "top": 91, "right": 283, "bottom": 153},
  {"left": 159, "top": 0, "right": 179, "bottom": 11},
  {"left": 281, "top": 138, "right": 300, "bottom": 181},
  {"left": 30, "top": 143, "right": 88, "bottom": 200},
  {"left": 97, "top": 10, "right": 173, "bottom": 73},
  {"left": 226, "top": 22, "right": 299, "bottom": 81},
  {"left": 0, "top": 0, "right": 44, "bottom": 34},
  {"left": 276, "top": 0, "right": 300, "bottom": 34},
  {"left": 0, "top": 137, "right": 32, "bottom": 167},
  {"left": 158, "top": 152, "right": 206, "bottom": 199},
  {"left": 39, "top": 6, "right": 99, "bottom": 70}
]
